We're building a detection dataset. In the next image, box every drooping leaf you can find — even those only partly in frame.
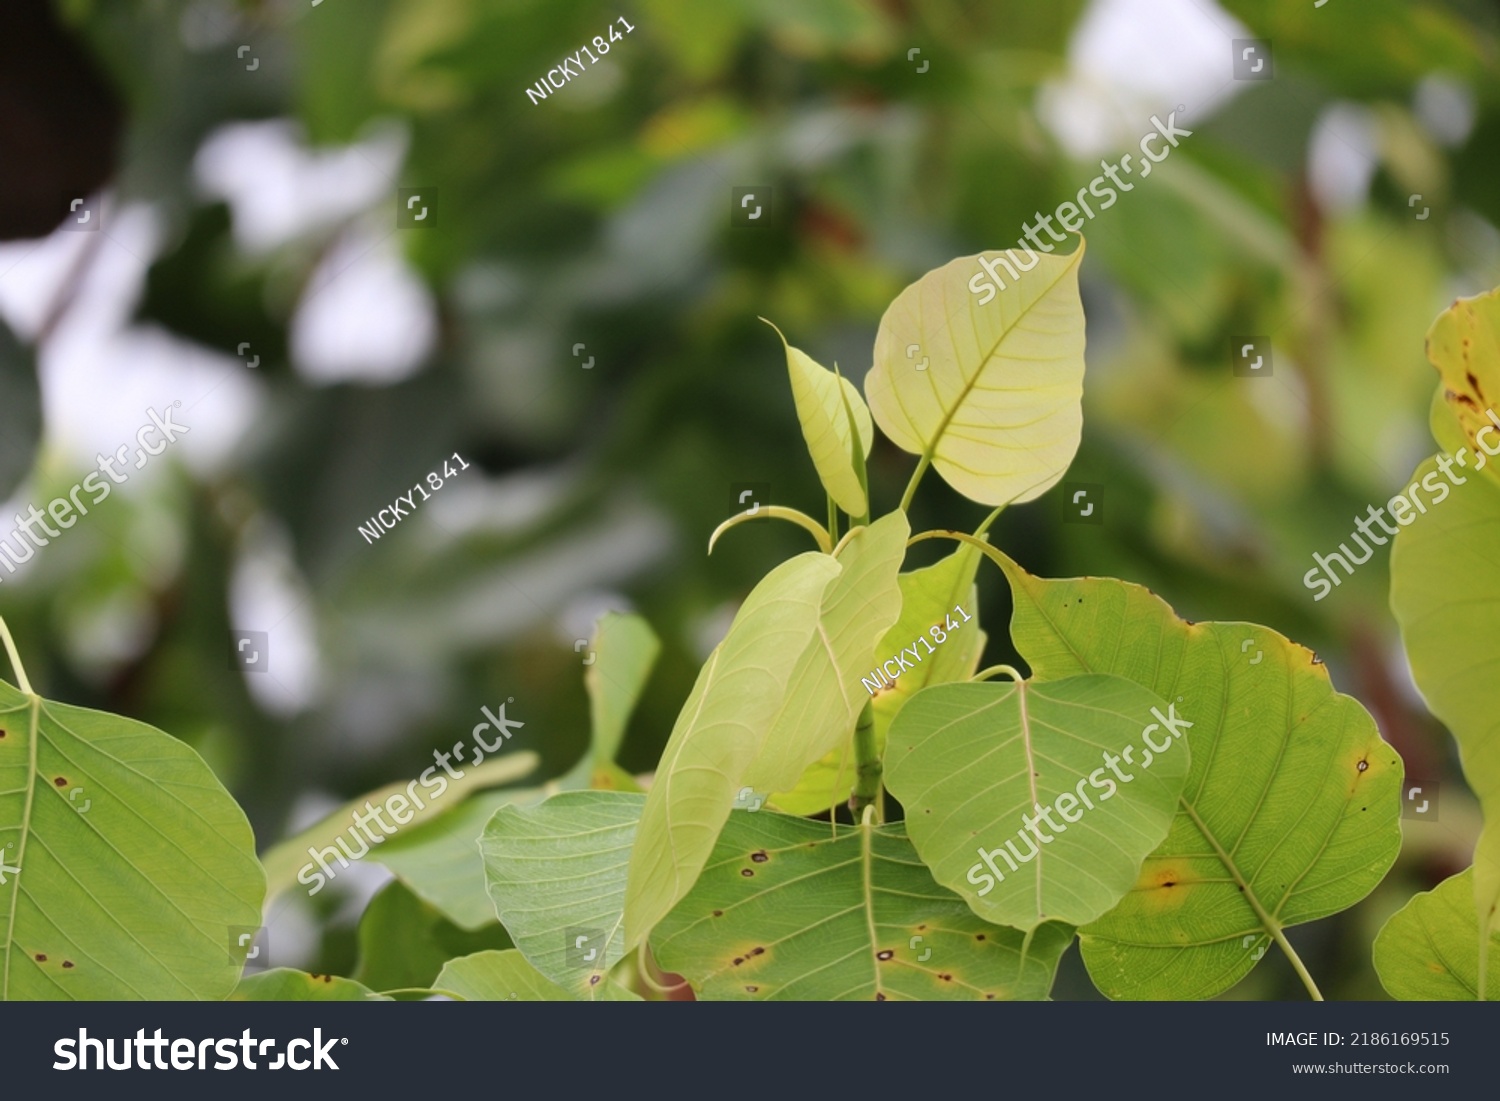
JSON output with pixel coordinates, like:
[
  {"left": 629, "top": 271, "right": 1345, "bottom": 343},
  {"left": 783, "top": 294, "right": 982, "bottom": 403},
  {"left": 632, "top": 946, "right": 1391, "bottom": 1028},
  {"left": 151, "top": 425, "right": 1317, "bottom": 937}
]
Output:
[
  {"left": 353, "top": 880, "right": 512, "bottom": 993},
  {"left": 885, "top": 675, "right": 1187, "bottom": 930},
  {"left": 1390, "top": 455, "right": 1500, "bottom": 962},
  {"left": 436, "top": 949, "right": 639, "bottom": 1002},
  {"left": 766, "top": 321, "right": 875, "bottom": 516},
  {"left": 232, "top": 969, "right": 389, "bottom": 1002},
  {"left": 481, "top": 791, "right": 643, "bottom": 999},
  {"left": 990, "top": 550, "right": 1403, "bottom": 1000},
  {"left": 773, "top": 541, "right": 984, "bottom": 816},
  {"left": 652, "top": 809, "right": 1072, "bottom": 1000},
  {"left": 1374, "top": 868, "right": 1500, "bottom": 1000},
  {"left": 1425, "top": 287, "right": 1500, "bottom": 491},
  {"left": 585, "top": 613, "right": 660, "bottom": 770},
  {"left": 865, "top": 244, "right": 1087, "bottom": 506},
  {"left": 743, "top": 512, "right": 907, "bottom": 791},
  {"left": 624, "top": 551, "right": 840, "bottom": 947},
  {"left": 0, "top": 680, "right": 264, "bottom": 1000}
]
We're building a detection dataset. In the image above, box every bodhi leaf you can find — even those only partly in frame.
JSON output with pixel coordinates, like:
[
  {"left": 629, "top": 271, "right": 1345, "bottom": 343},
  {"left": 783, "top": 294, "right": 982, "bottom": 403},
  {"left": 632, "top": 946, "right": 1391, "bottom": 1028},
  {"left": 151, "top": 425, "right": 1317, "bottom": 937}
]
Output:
[
  {"left": 766, "top": 320, "right": 874, "bottom": 516},
  {"left": 436, "top": 948, "right": 639, "bottom": 1002},
  {"left": 865, "top": 244, "right": 1086, "bottom": 507},
  {"left": 625, "top": 515, "right": 906, "bottom": 947},
  {"left": 232, "top": 969, "right": 389, "bottom": 1001},
  {"left": 1390, "top": 454, "right": 1500, "bottom": 966},
  {"left": 623, "top": 552, "right": 840, "bottom": 947},
  {"left": 988, "top": 549, "right": 1402, "bottom": 1000},
  {"left": 481, "top": 791, "right": 643, "bottom": 999},
  {"left": 0, "top": 678, "right": 264, "bottom": 1000},
  {"left": 773, "top": 541, "right": 984, "bottom": 816},
  {"left": 1426, "top": 286, "right": 1500, "bottom": 491},
  {"left": 1374, "top": 868, "right": 1500, "bottom": 1000},
  {"left": 885, "top": 675, "right": 1188, "bottom": 931},
  {"left": 652, "top": 809, "right": 1072, "bottom": 1000}
]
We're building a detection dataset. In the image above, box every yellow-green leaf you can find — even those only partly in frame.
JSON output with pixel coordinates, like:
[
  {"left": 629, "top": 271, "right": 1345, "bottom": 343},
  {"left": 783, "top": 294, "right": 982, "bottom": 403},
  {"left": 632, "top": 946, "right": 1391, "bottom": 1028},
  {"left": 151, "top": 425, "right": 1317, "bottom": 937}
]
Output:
[
  {"left": 866, "top": 243, "right": 1087, "bottom": 507},
  {"left": 1427, "top": 287, "right": 1500, "bottom": 491},
  {"left": 1374, "top": 868, "right": 1500, "bottom": 1000},
  {"left": 767, "top": 321, "right": 874, "bottom": 516}
]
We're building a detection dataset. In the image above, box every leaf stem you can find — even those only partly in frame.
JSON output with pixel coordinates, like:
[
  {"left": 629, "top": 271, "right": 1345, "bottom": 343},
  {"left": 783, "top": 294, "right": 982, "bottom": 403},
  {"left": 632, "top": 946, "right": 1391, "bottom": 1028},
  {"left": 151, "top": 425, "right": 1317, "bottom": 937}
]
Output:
[
  {"left": 827, "top": 495, "right": 839, "bottom": 546},
  {"left": 848, "top": 700, "right": 883, "bottom": 824},
  {"left": 0, "top": 617, "right": 34, "bottom": 696},
  {"left": 898, "top": 454, "right": 932, "bottom": 513},
  {"left": 974, "top": 505, "right": 1005, "bottom": 538},
  {"left": 971, "top": 664, "right": 1024, "bottom": 683}
]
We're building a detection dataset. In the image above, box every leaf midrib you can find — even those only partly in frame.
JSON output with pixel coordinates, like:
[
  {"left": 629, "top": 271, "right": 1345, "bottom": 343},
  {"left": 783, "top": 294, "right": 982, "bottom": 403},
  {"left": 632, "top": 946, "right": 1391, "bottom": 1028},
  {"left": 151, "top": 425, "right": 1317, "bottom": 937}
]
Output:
[{"left": 2, "top": 695, "right": 39, "bottom": 1001}]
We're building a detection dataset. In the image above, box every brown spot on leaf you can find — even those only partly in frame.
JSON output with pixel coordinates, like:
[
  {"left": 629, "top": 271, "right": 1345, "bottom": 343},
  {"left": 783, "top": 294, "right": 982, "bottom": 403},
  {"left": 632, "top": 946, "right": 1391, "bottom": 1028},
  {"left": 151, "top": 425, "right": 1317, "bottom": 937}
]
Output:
[
  {"left": 975, "top": 934, "right": 986, "bottom": 941},
  {"left": 985, "top": 993, "right": 995, "bottom": 1000},
  {"left": 876, "top": 950, "right": 894, "bottom": 961},
  {"left": 732, "top": 957, "right": 744, "bottom": 966},
  {"left": 589, "top": 974, "right": 601, "bottom": 986},
  {"left": 740, "top": 868, "right": 754, "bottom": 877},
  {"left": 712, "top": 910, "right": 723, "bottom": 917},
  {"left": 750, "top": 850, "right": 768, "bottom": 863},
  {"left": 751, "top": 946, "right": 765, "bottom": 956},
  {"left": 35, "top": 953, "right": 46, "bottom": 962},
  {"left": 745, "top": 985, "right": 758, "bottom": 993},
  {"left": 53, "top": 777, "right": 67, "bottom": 787},
  {"left": 62, "top": 960, "right": 74, "bottom": 969},
  {"left": 1357, "top": 759, "right": 1368, "bottom": 772},
  {"left": 938, "top": 973, "right": 952, "bottom": 982},
  {"left": 875, "top": 992, "right": 887, "bottom": 1001}
]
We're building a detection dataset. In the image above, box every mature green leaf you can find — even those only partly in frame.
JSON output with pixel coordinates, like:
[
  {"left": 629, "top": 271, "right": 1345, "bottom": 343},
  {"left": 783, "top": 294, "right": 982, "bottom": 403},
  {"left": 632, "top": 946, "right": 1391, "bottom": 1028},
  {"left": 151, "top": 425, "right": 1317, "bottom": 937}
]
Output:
[
  {"left": 1374, "top": 868, "right": 1500, "bottom": 1000},
  {"left": 1425, "top": 287, "right": 1500, "bottom": 492},
  {"left": 0, "top": 680, "right": 264, "bottom": 1000},
  {"left": 1390, "top": 455, "right": 1500, "bottom": 962},
  {"left": 626, "top": 513, "right": 911, "bottom": 948},
  {"left": 232, "top": 968, "right": 389, "bottom": 1002},
  {"left": 481, "top": 791, "right": 643, "bottom": 999},
  {"left": 353, "top": 880, "right": 512, "bottom": 993},
  {"left": 865, "top": 244, "right": 1086, "bottom": 506},
  {"left": 585, "top": 613, "right": 660, "bottom": 771},
  {"left": 653, "top": 809, "right": 1072, "bottom": 1000},
  {"left": 623, "top": 552, "right": 839, "bottom": 947},
  {"left": 885, "top": 675, "right": 1187, "bottom": 930},
  {"left": 436, "top": 949, "right": 639, "bottom": 1001},
  {"left": 767, "top": 320, "right": 874, "bottom": 516},
  {"left": 773, "top": 541, "right": 984, "bottom": 815},
  {"left": 990, "top": 551, "right": 1402, "bottom": 999}
]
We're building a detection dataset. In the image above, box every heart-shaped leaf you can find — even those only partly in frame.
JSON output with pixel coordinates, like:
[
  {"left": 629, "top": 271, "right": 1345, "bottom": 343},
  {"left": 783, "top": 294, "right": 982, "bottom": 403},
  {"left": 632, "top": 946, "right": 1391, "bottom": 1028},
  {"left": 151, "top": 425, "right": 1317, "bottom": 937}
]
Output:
[
  {"left": 0, "top": 677, "right": 264, "bottom": 1000},
  {"left": 1374, "top": 868, "right": 1500, "bottom": 1000},
  {"left": 768, "top": 321, "right": 874, "bottom": 516},
  {"left": 865, "top": 244, "right": 1086, "bottom": 506},
  {"left": 991, "top": 550, "right": 1402, "bottom": 1000},
  {"left": 885, "top": 675, "right": 1188, "bottom": 930},
  {"left": 652, "top": 809, "right": 1072, "bottom": 1000},
  {"left": 481, "top": 791, "right": 643, "bottom": 999}
]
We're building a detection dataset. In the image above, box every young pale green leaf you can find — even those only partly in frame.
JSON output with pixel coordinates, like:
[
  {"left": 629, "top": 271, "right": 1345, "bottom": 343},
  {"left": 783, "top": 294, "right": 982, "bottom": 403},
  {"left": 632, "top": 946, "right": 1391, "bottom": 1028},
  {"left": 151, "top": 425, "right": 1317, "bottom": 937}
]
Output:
[
  {"left": 436, "top": 948, "right": 639, "bottom": 1001},
  {"left": 585, "top": 612, "right": 660, "bottom": 770},
  {"left": 481, "top": 791, "right": 643, "bottom": 999},
  {"left": 885, "top": 675, "right": 1187, "bottom": 931},
  {"left": 865, "top": 244, "right": 1086, "bottom": 507},
  {"left": 352, "top": 880, "right": 512, "bottom": 994},
  {"left": 0, "top": 683, "right": 264, "bottom": 1000},
  {"left": 767, "top": 320, "right": 874, "bottom": 516},
  {"left": 1390, "top": 455, "right": 1500, "bottom": 963},
  {"left": 1425, "top": 287, "right": 1500, "bottom": 491},
  {"left": 652, "top": 809, "right": 1073, "bottom": 1000},
  {"left": 624, "top": 553, "right": 841, "bottom": 948},
  {"left": 232, "top": 969, "right": 390, "bottom": 1001},
  {"left": 1374, "top": 868, "right": 1500, "bottom": 1000},
  {"left": 743, "top": 512, "right": 908, "bottom": 791},
  {"left": 772, "top": 541, "right": 984, "bottom": 816},
  {"left": 991, "top": 552, "right": 1402, "bottom": 1000}
]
